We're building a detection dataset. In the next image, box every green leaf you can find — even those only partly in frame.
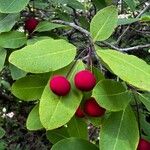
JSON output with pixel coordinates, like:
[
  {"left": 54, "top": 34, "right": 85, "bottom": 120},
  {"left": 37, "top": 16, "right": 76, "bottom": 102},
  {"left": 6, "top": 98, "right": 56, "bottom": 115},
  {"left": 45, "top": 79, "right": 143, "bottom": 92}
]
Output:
[
  {"left": 9, "top": 64, "right": 27, "bottom": 80},
  {"left": 140, "top": 114, "right": 150, "bottom": 137},
  {"left": 12, "top": 74, "right": 50, "bottom": 101},
  {"left": 90, "top": 6, "right": 118, "bottom": 42},
  {"left": 67, "top": 117, "right": 88, "bottom": 140},
  {"left": 123, "top": 0, "right": 136, "bottom": 11},
  {"left": 92, "top": 0, "right": 107, "bottom": 10},
  {"left": 140, "top": 15, "right": 150, "bottom": 22},
  {"left": 92, "top": 67, "right": 105, "bottom": 82},
  {"left": 0, "top": 0, "right": 30, "bottom": 13},
  {"left": 92, "top": 79, "right": 131, "bottom": 111},
  {"left": 0, "top": 48, "right": 6, "bottom": 71},
  {"left": 97, "top": 49, "right": 150, "bottom": 92},
  {"left": 0, "top": 13, "right": 19, "bottom": 33},
  {"left": 51, "top": 138, "right": 99, "bottom": 150},
  {"left": 26, "top": 104, "right": 43, "bottom": 130},
  {"left": 138, "top": 93, "right": 150, "bottom": 111},
  {"left": 0, "top": 127, "right": 5, "bottom": 138},
  {"left": 35, "top": 21, "right": 66, "bottom": 32},
  {"left": 118, "top": 18, "right": 139, "bottom": 25},
  {"left": 9, "top": 39, "right": 76, "bottom": 73},
  {"left": 0, "top": 31, "right": 27, "bottom": 49},
  {"left": 46, "top": 127, "right": 70, "bottom": 144},
  {"left": 100, "top": 106, "right": 139, "bottom": 150},
  {"left": 27, "top": 37, "right": 53, "bottom": 45},
  {"left": 39, "top": 61, "right": 84, "bottom": 130}
]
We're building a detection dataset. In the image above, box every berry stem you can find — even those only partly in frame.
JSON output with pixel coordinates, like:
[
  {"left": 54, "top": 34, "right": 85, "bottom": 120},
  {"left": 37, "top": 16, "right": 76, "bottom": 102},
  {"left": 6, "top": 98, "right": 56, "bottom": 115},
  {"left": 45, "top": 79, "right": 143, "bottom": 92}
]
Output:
[{"left": 66, "top": 49, "right": 88, "bottom": 78}]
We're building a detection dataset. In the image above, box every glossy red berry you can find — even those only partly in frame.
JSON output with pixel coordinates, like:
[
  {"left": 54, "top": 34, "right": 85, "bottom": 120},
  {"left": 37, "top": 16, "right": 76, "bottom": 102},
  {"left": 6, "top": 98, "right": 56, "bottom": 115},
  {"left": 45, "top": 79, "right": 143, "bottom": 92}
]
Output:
[
  {"left": 74, "top": 70, "right": 96, "bottom": 91},
  {"left": 75, "top": 106, "right": 85, "bottom": 118},
  {"left": 25, "top": 18, "right": 39, "bottom": 33},
  {"left": 138, "top": 139, "right": 150, "bottom": 150},
  {"left": 84, "top": 97, "right": 106, "bottom": 117},
  {"left": 49, "top": 75, "right": 71, "bottom": 96}
]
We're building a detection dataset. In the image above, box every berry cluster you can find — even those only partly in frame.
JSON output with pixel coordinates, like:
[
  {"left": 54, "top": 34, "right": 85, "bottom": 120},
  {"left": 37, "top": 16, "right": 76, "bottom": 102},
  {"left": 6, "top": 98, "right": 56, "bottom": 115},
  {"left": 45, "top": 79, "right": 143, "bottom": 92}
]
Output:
[{"left": 49, "top": 70, "right": 106, "bottom": 118}]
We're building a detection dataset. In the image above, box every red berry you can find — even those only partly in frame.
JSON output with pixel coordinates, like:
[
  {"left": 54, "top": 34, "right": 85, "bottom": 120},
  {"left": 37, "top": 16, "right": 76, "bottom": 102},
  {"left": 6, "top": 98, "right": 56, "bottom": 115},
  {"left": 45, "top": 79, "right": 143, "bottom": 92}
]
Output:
[
  {"left": 25, "top": 18, "right": 39, "bottom": 33},
  {"left": 138, "top": 139, "right": 150, "bottom": 150},
  {"left": 49, "top": 75, "right": 71, "bottom": 96},
  {"left": 74, "top": 70, "right": 96, "bottom": 91},
  {"left": 75, "top": 106, "right": 85, "bottom": 118},
  {"left": 84, "top": 97, "right": 105, "bottom": 117}
]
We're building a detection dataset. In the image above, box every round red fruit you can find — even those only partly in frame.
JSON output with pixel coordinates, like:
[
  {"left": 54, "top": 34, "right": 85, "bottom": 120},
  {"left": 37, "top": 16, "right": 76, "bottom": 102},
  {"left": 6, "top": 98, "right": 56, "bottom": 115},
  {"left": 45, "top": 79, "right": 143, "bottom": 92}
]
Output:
[
  {"left": 74, "top": 70, "right": 96, "bottom": 91},
  {"left": 75, "top": 106, "right": 85, "bottom": 118},
  {"left": 84, "top": 97, "right": 105, "bottom": 117},
  {"left": 49, "top": 75, "right": 71, "bottom": 96},
  {"left": 25, "top": 18, "right": 39, "bottom": 33},
  {"left": 138, "top": 139, "right": 150, "bottom": 150}
]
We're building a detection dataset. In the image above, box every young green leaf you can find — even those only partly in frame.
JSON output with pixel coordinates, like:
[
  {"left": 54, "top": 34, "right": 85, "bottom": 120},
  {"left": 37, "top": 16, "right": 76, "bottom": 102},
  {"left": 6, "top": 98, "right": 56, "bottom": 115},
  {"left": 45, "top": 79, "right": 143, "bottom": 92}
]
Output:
[
  {"left": 97, "top": 49, "right": 150, "bottom": 92},
  {"left": 0, "top": 31, "right": 27, "bottom": 49},
  {"left": 100, "top": 106, "right": 139, "bottom": 150},
  {"left": 26, "top": 104, "right": 43, "bottom": 130},
  {"left": 90, "top": 6, "right": 118, "bottom": 42},
  {"left": 51, "top": 138, "right": 99, "bottom": 150},
  {"left": 9, "top": 39, "right": 76, "bottom": 73},
  {"left": 12, "top": 74, "right": 50, "bottom": 101},
  {"left": 92, "top": 79, "right": 131, "bottom": 111},
  {"left": 39, "top": 61, "right": 84, "bottom": 130},
  {"left": 0, "top": 0, "right": 30, "bottom": 13}
]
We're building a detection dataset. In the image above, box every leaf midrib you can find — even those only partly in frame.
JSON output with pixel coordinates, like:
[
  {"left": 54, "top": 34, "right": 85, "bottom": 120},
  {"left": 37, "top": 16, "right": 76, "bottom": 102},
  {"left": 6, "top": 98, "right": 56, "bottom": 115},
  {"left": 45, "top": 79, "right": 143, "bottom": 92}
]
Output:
[
  {"left": 93, "top": 9, "right": 116, "bottom": 41},
  {"left": 112, "top": 110, "right": 125, "bottom": 150}
]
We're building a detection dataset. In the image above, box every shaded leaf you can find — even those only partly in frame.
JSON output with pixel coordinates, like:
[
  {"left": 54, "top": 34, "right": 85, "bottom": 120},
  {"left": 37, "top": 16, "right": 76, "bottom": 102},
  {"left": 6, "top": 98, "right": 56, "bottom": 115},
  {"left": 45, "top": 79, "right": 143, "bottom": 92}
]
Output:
[
  {"left": 26, "top": 104, "right": 43, "bottom": 130},
  {"left": 0, "top": 48, "right": 6, "bottom": 71},
  {"left": 100, "top": 106, "right": 139, "bottom": 150},
  {"left": 51, "top": 138, "right": 99, "bottom": 150},
  {"left": 0, "top": 0, "right": 30, "bottom": 13},
  {"left": 0, "top": 31, "right": 27, "bottom": 49}
]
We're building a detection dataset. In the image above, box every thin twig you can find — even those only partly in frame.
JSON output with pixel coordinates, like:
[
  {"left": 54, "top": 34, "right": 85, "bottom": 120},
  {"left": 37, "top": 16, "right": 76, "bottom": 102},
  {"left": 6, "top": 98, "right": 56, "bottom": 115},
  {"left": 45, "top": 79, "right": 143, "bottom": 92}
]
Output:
[
  {"left": 100, "top": 41, "right": 150, "bottom": 52},
  {"left": 52, "top": 20, "right": 90, "bottom": 36},
  {"left": 116, "top": 3, "right": 150, "bottom": 45}
]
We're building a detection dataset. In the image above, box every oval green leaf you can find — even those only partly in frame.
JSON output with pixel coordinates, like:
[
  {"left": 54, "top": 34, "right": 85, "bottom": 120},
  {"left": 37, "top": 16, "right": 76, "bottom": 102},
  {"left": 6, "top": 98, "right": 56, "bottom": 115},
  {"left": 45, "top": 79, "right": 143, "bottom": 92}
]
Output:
[
  {"left": 92, "top": 79, "right": 131, "bottom": 111},
  {"left": 100, "top": 106, "right": 139, "bottom": 150},
  {"left": 39, "top": 61, "right": 84, "bottom": 130},
  {"left": 0, "top": 0, "right": 29, "bottom": 13},
  {"left": 12, "top": 74, "right": 50, "bottom": 101},
  {"left": 97, "top": 49, "right": 150, "bottom": 92},
  {"left": 90, "top": 6, "right": 118, "bottom": 42},
  {"left": 51, "top": 138, "right": 99, "bottom": 150},
  {"left": 26, "top": 104, "right": 43, "bottom": 130},
  {"left": 0, "top": 31, "right": 27, "bottom": 48},
  {"left": 9, "top": 39, "right": 76, "bottom": 73}
]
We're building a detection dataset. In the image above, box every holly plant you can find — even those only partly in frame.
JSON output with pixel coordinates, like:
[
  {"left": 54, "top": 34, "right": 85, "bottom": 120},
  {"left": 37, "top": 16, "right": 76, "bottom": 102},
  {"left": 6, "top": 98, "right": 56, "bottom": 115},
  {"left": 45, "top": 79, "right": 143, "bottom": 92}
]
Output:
[{"left": 0, "top": 0, "right": 150, "bottom": 150}]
